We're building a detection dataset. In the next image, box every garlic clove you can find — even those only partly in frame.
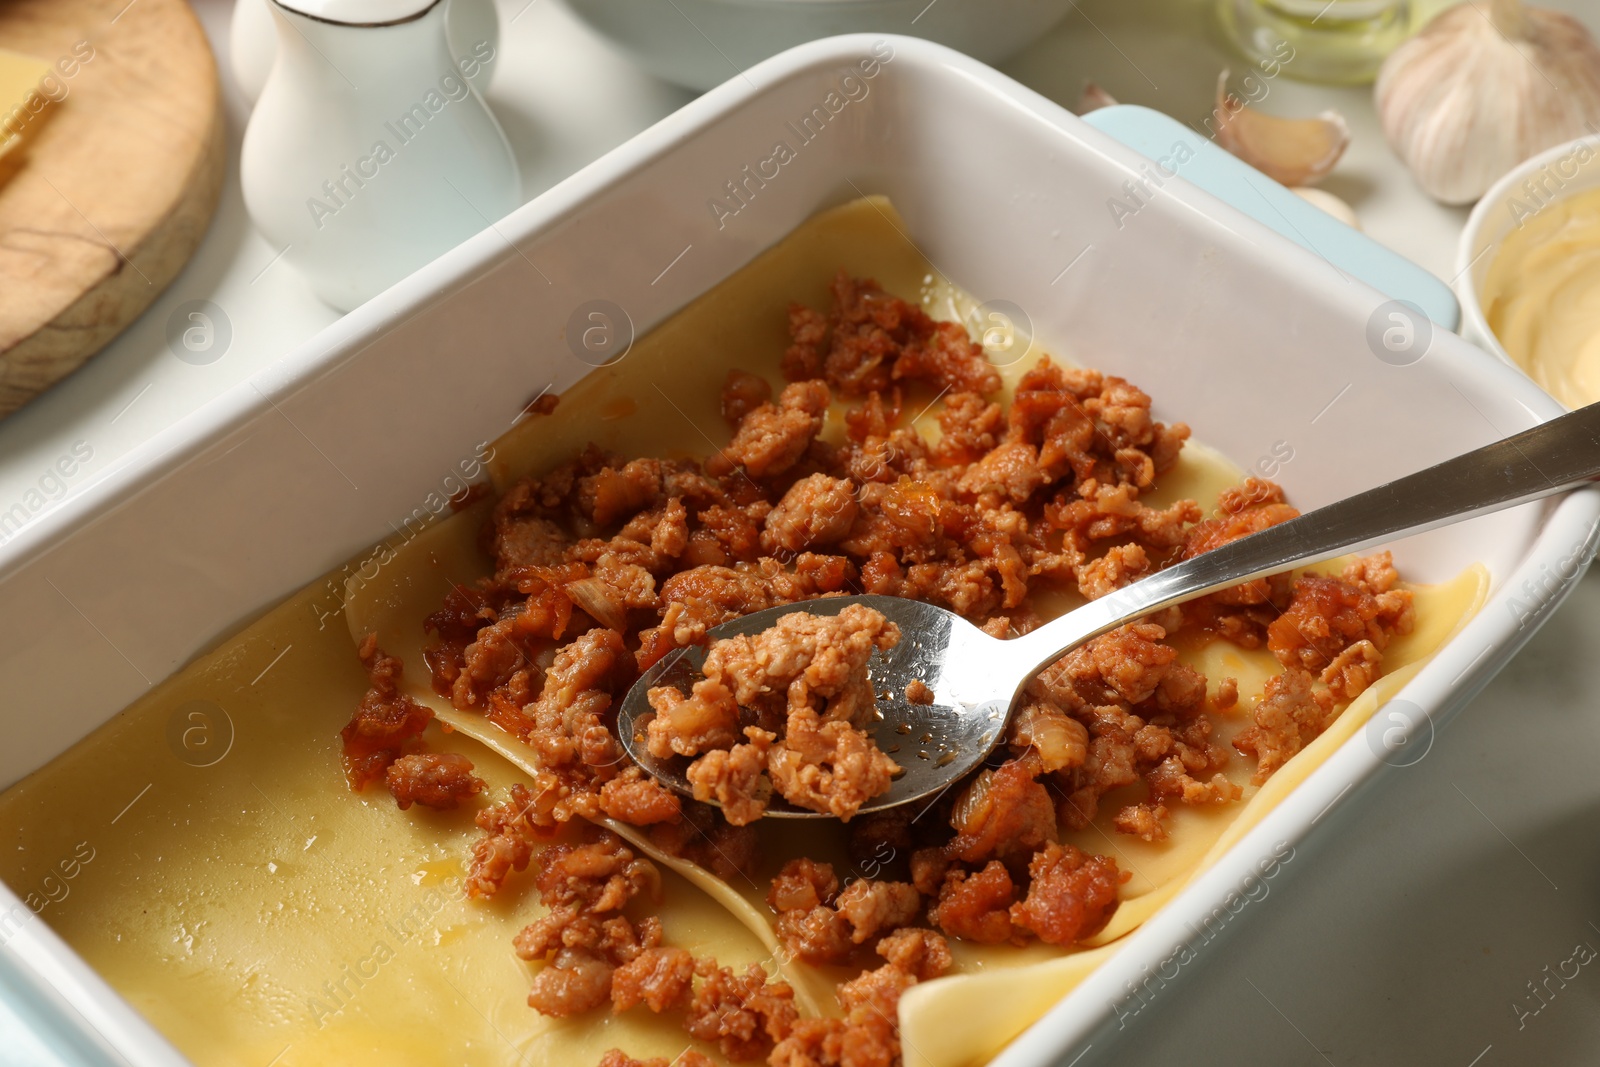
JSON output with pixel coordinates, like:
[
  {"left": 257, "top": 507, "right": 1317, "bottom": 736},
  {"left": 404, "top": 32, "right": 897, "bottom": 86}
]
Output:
[
  {"left": 1292, "top": 186, "right": 1362, "bottom": 229},
  {"left": 1375, "top": 0, "right": 1600, "bottom": 205},
  {"left": 1213, "top": 71, "right": 1351, "bottom": 187},
  {"left": 1077, "top": 82, "right": 1119, "bottom": 115}
]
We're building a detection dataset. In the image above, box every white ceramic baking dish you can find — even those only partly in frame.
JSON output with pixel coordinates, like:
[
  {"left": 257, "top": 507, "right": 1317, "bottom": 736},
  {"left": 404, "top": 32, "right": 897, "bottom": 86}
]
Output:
[{"left": 0, "top": 33, "right": 1595, "bottom": 1067}]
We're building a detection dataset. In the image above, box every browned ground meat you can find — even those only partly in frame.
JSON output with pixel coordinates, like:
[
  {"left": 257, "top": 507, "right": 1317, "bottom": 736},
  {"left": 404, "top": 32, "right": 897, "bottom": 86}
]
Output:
[
  {"left": 512, "top": 390, "right": 559, "bottom": 419},
  {"left": 775, "top": 903, "right": 855, "bottom": 967},
  {"left": 769, "top": 928, "right": 952, "bottom": 1067},
  {"left": 769, "top": 858, "right": 852, "bottom": 965},
  {"left": 1027, "top": 619, "right": 1237, "bottom": 839},
  {"left": 1182, "top": 478, "right": 1302, "bottom": 600},
  {"left": 764, "top": 473, "right": 861, "bottom": 555},
  {"left": 1113, "top": 801, "right": 1169, "bottom": 842},
  {"left": 515, "top": 831, "right": 663, "bottom": 1017},
  {"left": 466, "top": 784, "right": 551, "bottom": 900},
  {"left": 548, "top": 848, "right": 798, "bottom": 1061},
  {"left": 834, "top": 878, "right": 922, "bottom": 943},
  {"left": 1145, "top": 756, "right": 1243, "bottom": 807},
  {"left": 1174, "top": 478, "right": 1302, "bottom": 642},
  {"left": 928, "top": 860, "right": 1019, "bottom": 944},
  {"left": 385, "top": 752, "right": 484, "bottom": 811},
  {"left": 640, "top": 555, "right": 854, "bottom": 666},
  {"left": 606, "top": 949, "right": 800, "bottom": 1062},
  {"left": 536, "top": 834, "right": 658, "bottom": 909},
  {"left": 526, "top": 947, "right": 616, "bottom": 1018},
  {"left": 874, "top": 926, "right": 953, "bottom": 981},
  {"left": 599, "top": 767, "right": 682, "bottom": 825},
  {"left": 684, "top": 958, "right": 800, "bottom": 1061},
  {"left": 687, "top": 728, "right": 775, "bottom": 826},
  {"left": 517, "top": 905, "right": 663, "bottom": 1013},
  {"left": 1076, "top": 542, "right": 1151, "bottom": 600},
  {"left": 666, "top": 606, "right": 903, "bottom": 824},
  {"left": 1270, "top": 555, "right": 1414, "bottom": 690},
  {"left": 783, "top": 302, "right": 829, "bottom": 381},
  {"left": 344, "top": 271, "right": 1422, "bottom": 1065},
  {"left": 934, "top": 391, "right": 1003, "bottom": 465},
  {"left": 1233, "top": 668, "right": 1335, "bottom": 783},
  {"left": 797, "top": 271, "right": 1001, "bottom": 398},
  {"left": 339, "top": 634, "right": 434, "bottom": 791},
  {"left": 1270, "top": 575, "right": 1387, "bottom": 672},
  {"left": 704, "top": 605, "right": 901, "bottom": 726},
  {"left": 647, "top": 682, "right": 741, "bottom": 759},
  {"left": 610, "top": 946, "right": 697, "bottom": 1013},
  {"left": 712, "top": 381, "right": 831, "bottom": 479},
  {"left": 651, "top": 601, "right": 899, "bottom": 767},
  {"left": 767, "top": 859, "right": 922, "bottom": 966},
  {"left": 765, "top": 711, "right": 900, "bottom": 822},
  {"left": 1008, "top": 843, "right": 1125, "bottom": 944},
  {"left": 598, "top": 1049, "right": 716, "bottom": 1067},
  {"left": 770, "top": 857, "right": 839, "bottom": 910},
  {"left": 945, "top": 757, "right": 1056, "bottom": 863}
]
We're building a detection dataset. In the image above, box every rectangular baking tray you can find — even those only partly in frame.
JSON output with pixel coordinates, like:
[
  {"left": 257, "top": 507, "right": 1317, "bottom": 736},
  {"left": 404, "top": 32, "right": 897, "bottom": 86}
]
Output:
[{"left": 0, "top": 33, "right": 1595, "bottom": 1067}]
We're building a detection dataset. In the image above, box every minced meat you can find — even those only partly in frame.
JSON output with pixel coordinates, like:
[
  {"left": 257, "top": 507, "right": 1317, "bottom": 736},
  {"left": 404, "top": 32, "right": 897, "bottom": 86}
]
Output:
[
  {"left": 664, "top": 606, "right": 903, "bottom": 824},
  {"left": 339, "top": 634, "right": 433, "bottom": 791},
  {"left": 385, "top": 753, "right": 484, "bottom": 811}
]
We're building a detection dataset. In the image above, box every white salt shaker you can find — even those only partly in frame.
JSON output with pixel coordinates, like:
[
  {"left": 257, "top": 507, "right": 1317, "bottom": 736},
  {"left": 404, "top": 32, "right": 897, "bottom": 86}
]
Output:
[
  {"left": 230, "top": 0, "right": 500, "bottom": 104},
  {"left": 240, "top": 0, "right": 520, "bottom": 311}
]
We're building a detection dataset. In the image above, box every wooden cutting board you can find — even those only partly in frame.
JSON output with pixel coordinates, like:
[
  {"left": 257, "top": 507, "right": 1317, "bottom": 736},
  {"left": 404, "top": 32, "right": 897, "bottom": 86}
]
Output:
[{"left": 0, "top": 0, "right": 224, "bottom": 418}]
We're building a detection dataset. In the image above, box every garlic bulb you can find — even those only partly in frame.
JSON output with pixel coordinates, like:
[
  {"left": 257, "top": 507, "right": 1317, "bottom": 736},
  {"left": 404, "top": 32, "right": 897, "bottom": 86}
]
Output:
[{"left": 1375, "top": 0, "right": 1600, "bottom": 204}]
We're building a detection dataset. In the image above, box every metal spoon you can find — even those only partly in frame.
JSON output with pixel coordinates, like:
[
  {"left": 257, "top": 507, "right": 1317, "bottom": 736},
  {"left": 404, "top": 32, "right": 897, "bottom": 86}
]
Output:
[{"left": 618, "top": 401, "right": 1600, "bottom": 818}]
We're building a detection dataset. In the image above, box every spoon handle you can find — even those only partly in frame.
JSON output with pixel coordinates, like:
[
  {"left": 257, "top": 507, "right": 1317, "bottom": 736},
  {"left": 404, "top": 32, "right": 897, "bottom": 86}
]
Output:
[{"left": 1003, "top": 400, "right": 1600, "bottom": 682}]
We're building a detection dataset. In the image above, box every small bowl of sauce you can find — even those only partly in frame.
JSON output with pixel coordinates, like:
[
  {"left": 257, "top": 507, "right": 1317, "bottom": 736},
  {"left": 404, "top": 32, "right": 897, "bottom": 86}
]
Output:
[{"left": 1458, "top": 135, "right": 1600, "bottom": 410}]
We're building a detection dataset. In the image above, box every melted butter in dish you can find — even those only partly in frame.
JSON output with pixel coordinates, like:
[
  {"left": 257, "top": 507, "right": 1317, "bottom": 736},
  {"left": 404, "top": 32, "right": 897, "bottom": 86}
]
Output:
[{"left": 0, "top": 198, "right": 1486, "bottom": 1067}]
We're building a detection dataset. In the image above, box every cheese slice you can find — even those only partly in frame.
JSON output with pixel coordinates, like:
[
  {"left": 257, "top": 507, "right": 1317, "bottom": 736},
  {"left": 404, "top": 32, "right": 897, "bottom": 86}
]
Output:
[{"left": 0, "top": 46, "right": 55, "bottom": 174}]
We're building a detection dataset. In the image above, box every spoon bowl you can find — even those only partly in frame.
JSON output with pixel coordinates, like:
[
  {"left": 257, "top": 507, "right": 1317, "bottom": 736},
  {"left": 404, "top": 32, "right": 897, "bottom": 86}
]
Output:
[{"left": 621, "top": 596, "right": 1010, "bottom": 817}]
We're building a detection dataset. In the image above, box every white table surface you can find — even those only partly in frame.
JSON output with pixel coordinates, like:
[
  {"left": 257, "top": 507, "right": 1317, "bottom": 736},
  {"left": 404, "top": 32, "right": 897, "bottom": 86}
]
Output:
[{"left": 4, "top": 1, "right": 1600, "bottom": 1064}]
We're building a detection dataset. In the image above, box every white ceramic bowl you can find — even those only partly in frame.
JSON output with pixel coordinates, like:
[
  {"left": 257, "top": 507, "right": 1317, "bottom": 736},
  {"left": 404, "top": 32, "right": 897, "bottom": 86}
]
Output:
[
  {"left": 0, "top": 34, "right": 1596, "bottom": 1067},
  {"left": 1455, "top": 132, "right": 1600, "bottom": 408},
  {"left": 562, "top": 0, "right": 1073, "bottom": 90}
]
